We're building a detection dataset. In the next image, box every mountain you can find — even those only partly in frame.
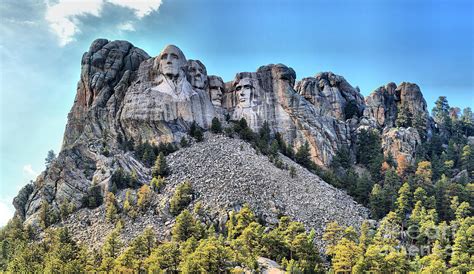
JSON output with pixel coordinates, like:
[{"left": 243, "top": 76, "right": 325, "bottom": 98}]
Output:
[{"left": 9, "top": 40, "right": 473, "bottom": 271}]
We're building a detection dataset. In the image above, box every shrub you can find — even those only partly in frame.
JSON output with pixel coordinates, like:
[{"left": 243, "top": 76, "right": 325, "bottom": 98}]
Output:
[
  {"left": 152, "top": 152, "right": 169, "bottom": 177},
  {"left": 211, "top": 117, "right": 222, "bottom": 133},
  {"left": 170, "top": 182, "right": 194, "bottom": 215},
  {"left": 150, "top": 176, "right": 166, "bottom": 193}
]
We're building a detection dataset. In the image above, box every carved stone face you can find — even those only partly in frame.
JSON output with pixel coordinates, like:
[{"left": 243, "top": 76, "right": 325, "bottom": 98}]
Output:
[
  {"left": 236, "top": 78, "right": 253, "bottom": 108},
  {"left": 208, "top": 76, "right": 224, "bottom": 107},
  {"left": 188, "top": 60, "right": 207, "bottom": 89},
  {"left": 159, "top": 45, "right": 185, "bottom": 78}
]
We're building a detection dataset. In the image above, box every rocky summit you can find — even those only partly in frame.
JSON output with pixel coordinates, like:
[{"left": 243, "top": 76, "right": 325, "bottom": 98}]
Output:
[{"left": 14, "top": 39, "right": 434, "bottom": 245}]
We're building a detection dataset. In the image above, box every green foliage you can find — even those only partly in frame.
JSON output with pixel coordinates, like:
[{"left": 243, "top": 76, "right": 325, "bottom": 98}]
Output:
[
  {"left": 81, "top": 182, "right": 103, "bottom": 209},
  {"left": 396, "top": 103, "right": 412, "bottom": 128},
  {"left": 289, "top": 166, "right": 297, "bottom": 178},
  {"left": 123, "top": 190, "right": 137, "bottom": 219},
  {"left": 211, "top": 117, "right": 223, "bottom": 133},
  {"left": 172, "top": 210, "right": 204, "bottom": 242},
  {"left": 145, "top": 241, "right": 180, "bottom": 272},
  {"left": 180, "top": 136, "right": 189, "bottom": 147},
  {"left": 111, "top": 168, "right": 139, "bottom": 190},
  {"left": 137, "top": 184, "right": 152, "bottom": 210},
  {"left": 226, "top": 204, "right": 256, "bottom": 240},
  {"left": 169, "top": 181, "right": 194, "bottom": 215},
  {"left": 189, "top": 121, "right": 204, "bottom": 142},
  {"left": 105, "top": 192, "right": 118, "bottom": 223},
  {"left": 45, "top": 149, "right": 56, "bottom": 167},
  {"left": 134, "top": 140, "right": 177, "bottom": 167},
  {"left": 295, "top": 141, "right": 317, "bottom": 171},
  {"left": 179, "top": 236, "right": 231, "bottom": 273},
  {"left": 356, "top": 129, "right": 383, "bottom": 179},
  {"left": 432, "top": 96, "right": 451, "bottom": 129},
  {"left": 150, "top": 176, "right": 166, "bottom": 193},
  {"left": 331, "top": 146, "right": 352, "bottom": 169},
  {"left": 152, "top": 152, "right": 169, "bottom": 177},
  {"left": 344, "top": 100, "right": 360, "bottom": 120}
]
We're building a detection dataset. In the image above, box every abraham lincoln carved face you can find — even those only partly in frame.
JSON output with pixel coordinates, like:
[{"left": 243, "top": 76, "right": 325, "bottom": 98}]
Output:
[{"left": 236, "top": 77, "right": 254, "bottom": 108}]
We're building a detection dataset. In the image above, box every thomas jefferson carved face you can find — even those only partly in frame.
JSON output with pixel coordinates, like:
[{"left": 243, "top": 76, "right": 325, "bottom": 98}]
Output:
[
  {"left": 188, "top": 60, "right": 207, "bottom": 89},
  {"left": 236, "top": 78, "right": 253, "bottom": 108},
  {"left": 158, "top": 45, "right": 186, "bottom": 78},
  {"left": 208, "top": 76, "right": 224, "bottom": 107}
]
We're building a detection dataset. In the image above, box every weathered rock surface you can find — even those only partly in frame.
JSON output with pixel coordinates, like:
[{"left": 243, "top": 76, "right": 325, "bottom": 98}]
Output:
[
  {"left": 13, "top": 39, "right": 438, "bottom": 246},
  {"left": 295, "top": 72, "right": 364, "bottom": 120},
  {"left": 57, "top": 133, "right": 368, "bottom": 250},
  {"left": 381, "top": 127, "right": 421, "bottom": 166},
  {"left": 362, "top": 82, "right": 430, "bottom": 165},
  {"left": 227, "top": 65, "right": 355, "bottom": 166}
]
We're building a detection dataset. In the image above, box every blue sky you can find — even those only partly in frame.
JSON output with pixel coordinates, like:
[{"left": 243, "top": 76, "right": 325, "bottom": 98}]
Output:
[{"left": 0, "top": 0, "right": 473, "bottom": 225}]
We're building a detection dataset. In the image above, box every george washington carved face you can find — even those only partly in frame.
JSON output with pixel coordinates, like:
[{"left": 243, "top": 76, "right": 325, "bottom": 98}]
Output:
[
  {"left": 236, "top": 78, "right": 254, "bottom": 108},
  {"left": 156, "top": 45, "right": 186, "bottom": 79}
]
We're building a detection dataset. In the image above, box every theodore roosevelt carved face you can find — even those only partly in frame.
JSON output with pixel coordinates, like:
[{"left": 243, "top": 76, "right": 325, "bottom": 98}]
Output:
[{"left": 208, "top": 76, "right": 224, "bottom": 107}]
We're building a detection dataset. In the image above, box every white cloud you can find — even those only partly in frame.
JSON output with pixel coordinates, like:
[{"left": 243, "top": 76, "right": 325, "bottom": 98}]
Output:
[
  {"left": 117, "top": 21, "right": 135, "bottom": 32},
  {"left": 44, "top": 0, "right": 162, "bottom": 46},
  {"left": 0, "top": 199, "right": 14, "bottom": 227},
  {"left": 22, "top": 164, "right": 38, "bottom": 178}
]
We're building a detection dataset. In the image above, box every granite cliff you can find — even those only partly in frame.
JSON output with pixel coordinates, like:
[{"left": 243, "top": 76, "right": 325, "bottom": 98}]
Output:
[{"left": 13, "top": 39, "right": 435, "bottom": 245}]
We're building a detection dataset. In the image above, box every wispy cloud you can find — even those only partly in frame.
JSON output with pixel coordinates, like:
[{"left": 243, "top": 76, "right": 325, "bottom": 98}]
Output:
[
  {"left": 22, "top": 164, "right": 38, "bottom": 178},
  {"left": 44, "top": 0, "right": 162, "bottom": 46},
  {"left": 117, "top": 21, "right": 135, "bottom": 32}
]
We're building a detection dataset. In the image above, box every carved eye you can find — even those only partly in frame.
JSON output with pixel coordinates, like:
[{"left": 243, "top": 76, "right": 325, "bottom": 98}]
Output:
[
  {"left": 160, "top": 53, "right": 168, "bottom": 60},
  {"left": 170, "top": 53, "right": 178, "bottom": 59},
  {"left": 244, "top": 84, "right": 252, "bottom": 89},
  {"left": 236, "top": 86, "right": 242, "bottom": 91}
]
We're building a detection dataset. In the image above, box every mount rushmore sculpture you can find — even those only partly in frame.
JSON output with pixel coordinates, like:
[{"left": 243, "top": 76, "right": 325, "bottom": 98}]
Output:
[{"left": 14, "top": 39, "right": 431, "bottom": 225}]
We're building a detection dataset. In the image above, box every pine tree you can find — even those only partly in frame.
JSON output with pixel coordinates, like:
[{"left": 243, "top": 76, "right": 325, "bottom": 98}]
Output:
[
  {"left": 172, "top": 210, "right": 202, "bottom": 242},
  {"left": 152, "top": 152, "right": 169, "bottom": 177},
  {"left": 137, "top": 184, "right": 152, "bottom": 210},
  {"left": 419, "top": 241, "right": 447, "bottom": 272},
  {"left": 105, "top": 192, "right": 118, "bottom": 223},
  {"left": 396, "top": 103, "right": 412, "bottom": 128},
  {"left": 39, "top": 200, "right": 50, "bottom": 229},
  {"left": 179, "top": 236, "right": 231, "bottom": 273},
  {"left": 145, "top": 241, "right": 180, "bottom": 273},
  {"left": 45, "top": 150, "right": 56, "bottom": 167},
  {"left": 395, "top": 182, "right": 411, "bottom": 221},
  {"left": 322, "top": 222, "right": 343, "bottom": 257},
  {"left": 189, "top": 121, "right": 198, "bottom": 137},
  {"left": 169, "top": 181, "right": 193, "bottom": 215},
  {"left": 150, "top": 176, "right": 166, "bottom": 193},
  {"left": 180, "top": 136, "right": 189, "bottom": 147},
  {"left": 226, "top": 204, "right": 256, "bottom": 240},
  {"left": 461, "top": 145, "right": 473, "bottom": 174},
  {"left": 211, "top": 117, "right": 222, "bottom": 133},
  {"left": 369, "top": 184, "right": 387, "bottom": 219},
  {"left": 100, "top": 226, "right": 123, "bottom": 272},
  {"left": 432, "top": 96, "right": 450, "bottom": 126},
  {"left": 295, "top": 141, "right": 314, "bottom": 170},
  {"left": 449, "top": 216, "right": 473, "bottom": 272},
  {"left": 331, "top": 237, "right": 362, "bottom": 273},
  {"left": 123, "top": 190, "right": 137, "bottom": 219}
]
